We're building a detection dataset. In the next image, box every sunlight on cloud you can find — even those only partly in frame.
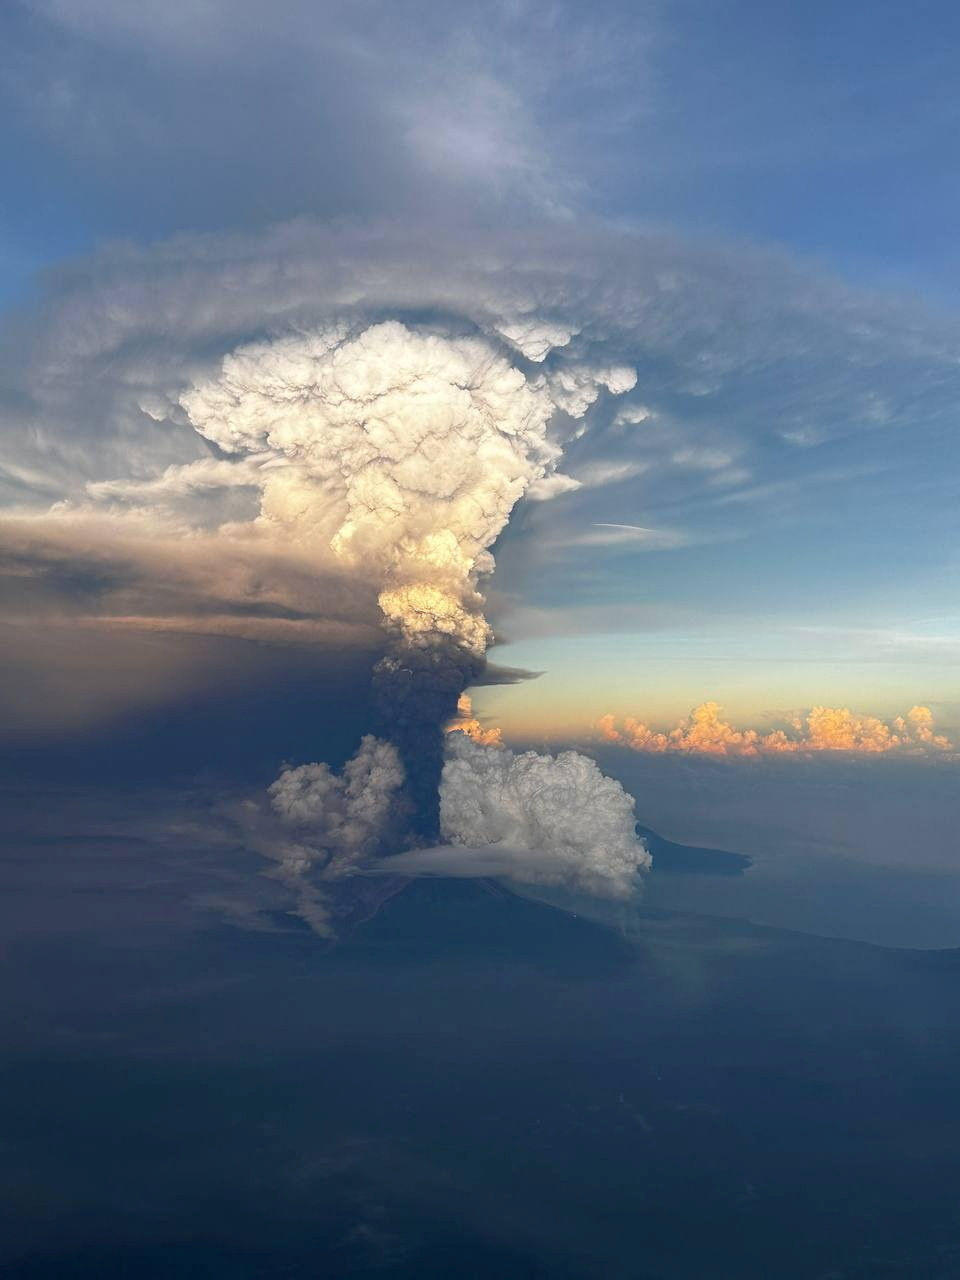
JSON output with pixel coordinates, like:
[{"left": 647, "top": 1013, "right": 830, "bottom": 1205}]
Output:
[
  {"left": 445, "top": 692, "right": 504, "bottom": 746},
  {"left": 597, "top": 702, "right": 954, "bottom": 757}
]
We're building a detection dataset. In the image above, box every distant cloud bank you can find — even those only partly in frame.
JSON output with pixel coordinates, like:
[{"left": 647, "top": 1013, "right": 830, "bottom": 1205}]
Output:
[
  {"left": 597, "top": 702, "right": 954, "bottom": 757},
  {"left": 445, "top": 693, "right": 503, "bottom": 746}
]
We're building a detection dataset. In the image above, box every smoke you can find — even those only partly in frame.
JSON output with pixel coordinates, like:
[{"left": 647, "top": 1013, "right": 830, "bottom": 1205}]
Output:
[
  {"left": 268, "top": 735, "right": 407, "bottom": 871},
  {"left": 181, "top": 322, "right": 633, "bottom": 653},
  {"left": 182, "top": 320, "right": 635, "bottom": 837},
  {"left": 237, "top": 735, "right": 408, "bottom": 934},
  {"left": 378, "top": 731, "right": 651, "bottom": 899}
]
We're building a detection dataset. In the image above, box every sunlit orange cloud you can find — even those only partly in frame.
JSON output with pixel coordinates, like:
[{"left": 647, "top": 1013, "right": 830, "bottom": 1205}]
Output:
[
  {"left": 446, "top": 693, "right": 504, "bottom": 746},
  {"left": 596, "top": 702, "right": 954, "bottom": 757}
]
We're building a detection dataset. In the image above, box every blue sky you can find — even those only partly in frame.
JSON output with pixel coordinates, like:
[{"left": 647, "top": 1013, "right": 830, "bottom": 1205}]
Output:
[
  {"left": 1, "top": 0, "right": 958, "bottom": 745},
  {"left": 5, "top": 0, "right": 960, "bottom": 290}
]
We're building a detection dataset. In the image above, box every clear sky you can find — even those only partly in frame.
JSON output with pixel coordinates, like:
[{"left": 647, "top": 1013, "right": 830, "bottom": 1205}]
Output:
[{"left": 1, "top": 0, "right": 959, "bottom": 750}]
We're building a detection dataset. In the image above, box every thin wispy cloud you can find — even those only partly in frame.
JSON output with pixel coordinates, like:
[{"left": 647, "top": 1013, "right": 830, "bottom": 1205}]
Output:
[{"left": 563, "top": 523, "right": 689, "bottom": 549}]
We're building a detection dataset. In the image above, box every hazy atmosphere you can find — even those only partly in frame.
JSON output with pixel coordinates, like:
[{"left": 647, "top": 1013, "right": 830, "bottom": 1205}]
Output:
[{"left": 3, "top": 3, "right": 960, "bottom": 1276}]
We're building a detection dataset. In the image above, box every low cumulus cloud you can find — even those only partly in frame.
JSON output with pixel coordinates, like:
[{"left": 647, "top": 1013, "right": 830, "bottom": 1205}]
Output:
[
  {"left": 241, "top": 727, "right": 651, "bottom": 927},
  {"left": 445, "top": 693, "right": 503, "bottom": 746},
  {"left": 598, "top": 702, "right": 955, "bottom": 757},
  {"left": 378, "top": 731, "right": 651, "bottom": 900}
]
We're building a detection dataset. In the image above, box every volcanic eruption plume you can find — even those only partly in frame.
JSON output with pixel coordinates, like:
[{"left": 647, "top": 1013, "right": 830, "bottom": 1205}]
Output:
[
  {"left": 183, "top": 320, "right": 635, "bottom": 844},
  {"left": 9, "top": 218, "right": 960, "bottom": 932}
]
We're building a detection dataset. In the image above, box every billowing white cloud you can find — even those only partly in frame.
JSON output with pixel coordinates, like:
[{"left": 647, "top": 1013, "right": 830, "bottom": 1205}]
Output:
[
  {"left": 380, "top": 731, "right": 652, "bottom": 898},
  {"left": 180, "top": 321, "right": 635, "bottom": 656},
  {"left": 262, "top": 723, "right": 652, "bottom": 927}
]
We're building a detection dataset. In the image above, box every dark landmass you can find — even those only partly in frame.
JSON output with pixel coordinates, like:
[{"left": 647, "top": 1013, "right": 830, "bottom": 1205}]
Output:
[
  {"left": 4, "top": 877, "right": 960, "bottom": 1278},
  {"left": 638, "top": 824, "right": 753, "bottom": 876}
]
